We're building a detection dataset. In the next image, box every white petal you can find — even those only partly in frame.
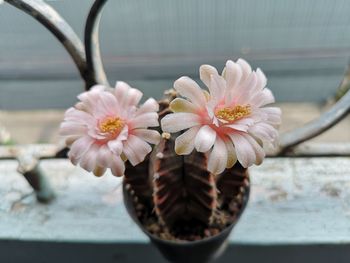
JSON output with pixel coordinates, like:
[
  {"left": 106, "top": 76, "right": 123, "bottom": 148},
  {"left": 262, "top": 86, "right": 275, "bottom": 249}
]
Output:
[
  {"left": 125, "top": 88, "right": 143, "bottom": 106},
  {"left": 228, "top": 133, "right": 256, "bottom": 168},
  {"left": 199, "top": 64, "right": 219, "bottom": 88},
  {"left": 107, "top": 139, "right": 123, "bottom": 155},
  {"left": 225, "top": 60, "right": 243, "bottom": 104},
  {"left": 237, "top": 58, "right": 252, "bottom": 82},
  {"left": 236, "top": 72, "right": 258, "bottom": 105},
  {"left": 224, "top": 139, "right": 237, "bottom": 168},
  {"left": 256, "top": 68, "right": 267, "bottom": 91},
  {"left": 226, "top": 123, "right": 249, "bottom": 132},
  {"left": 79, "top": 144, "right": 98, "bottom": 172},
  {"left": 260, "top": 107, "right": 282, "bottom": 126},
  {"left": 123, "top": 135, "right": 152, "bottom": 166},
  {"left": 250, "top": 88, "right": 275, "bottom": 107},
  {"left": 137, "top": 98, "right": 159, "bottom": 115},
  {"left": 114, "top": 81, "right": 131, "bottom": 106},
  {"left": 129, "top": 112, "right": 159, "bottom": 129},
  {"left": 64, "top": 107, "right": 94, "bottom": 125},
  {"left": 132, "top": 129, "right": 161, "bottom": 145},
  {"left": 194, "top": 125, "right": 217, "bottom": 152},
  {"left": 174, "top": 76, "right": 206, "bottom": 107},
  {"left": 208, "top": 74, "right": 226, "bottom": 105},
  {"left": 110, "top": 155, "right": 125, "bottom": 177},
  {"left": 96, "top": 145, "right": 113, "bottom": 167},
  {"left": 170, "top": 98, "right": 197, "bottom": 113},
  {"left": 249, "top": 123, "right": 279, "bottom": 144},
  {"left": 243, "top": 134, "right": 266, "bottom": 165},
  {"left": 207, "top": 137, "right": 227, "bottom": 175},
  {"left": 175, "top": 126, "right": 200, "bottom": 155},
  {"left": 59, "top": 122, "right": 86, "bottom": 136},
  {"left": 68, "top": 136, "right": 94, "bottom": 165},
  {"left": 161, "top": 113, "right": 200, "bottom": 133}
]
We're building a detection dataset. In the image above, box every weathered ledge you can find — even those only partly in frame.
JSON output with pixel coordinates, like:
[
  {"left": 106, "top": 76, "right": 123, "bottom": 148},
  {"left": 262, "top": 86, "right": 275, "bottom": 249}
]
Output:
[{"left": 1, "top": 157, "right": 350, "bottom": 262}]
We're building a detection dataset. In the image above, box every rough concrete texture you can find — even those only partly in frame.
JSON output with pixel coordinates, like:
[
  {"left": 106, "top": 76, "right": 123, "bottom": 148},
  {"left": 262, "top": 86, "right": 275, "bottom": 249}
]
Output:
[{"left": 0, "top": 158, "right": 350, "bottom": 244}]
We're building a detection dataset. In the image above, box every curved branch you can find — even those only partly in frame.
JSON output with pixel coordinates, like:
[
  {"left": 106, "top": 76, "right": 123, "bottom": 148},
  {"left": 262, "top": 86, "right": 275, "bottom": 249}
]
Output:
[
  {"left": 84, "top": 0, "right": 109, "bottom": 89},
  {"left": 5, "top": 0, "right": 88, "bottom": 82},
  {"left": 279, "top": 67, "right": 350, "bottom": 153}
]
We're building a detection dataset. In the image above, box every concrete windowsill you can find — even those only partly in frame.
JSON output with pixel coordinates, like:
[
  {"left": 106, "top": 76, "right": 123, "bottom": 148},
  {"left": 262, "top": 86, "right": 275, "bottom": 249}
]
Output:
[{"left": 0, "top": 157, "right": 350, "bottom": 262}]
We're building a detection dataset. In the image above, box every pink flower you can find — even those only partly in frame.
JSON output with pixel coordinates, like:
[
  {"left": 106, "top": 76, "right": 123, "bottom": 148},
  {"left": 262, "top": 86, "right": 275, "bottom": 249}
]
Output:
[
  {"left": 161, "top": 59, "right": 281, "bottom": 174},
  {"left": 60, "top": 83, "right": 160, "bottom": 177}
]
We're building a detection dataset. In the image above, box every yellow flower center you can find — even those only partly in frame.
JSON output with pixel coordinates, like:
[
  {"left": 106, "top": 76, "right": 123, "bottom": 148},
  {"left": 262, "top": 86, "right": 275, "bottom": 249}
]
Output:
[
  {"left": 99, "top": 117, "right": 124, "bottom": 134},
  {"left": 215, "top": 105, "right": 251, "bottom": 123}
]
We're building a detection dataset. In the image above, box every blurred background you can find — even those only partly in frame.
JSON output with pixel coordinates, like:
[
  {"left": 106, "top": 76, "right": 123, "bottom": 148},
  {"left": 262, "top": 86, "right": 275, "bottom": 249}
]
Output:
[{"left": 0, "top": 0, "right": 350, "bottom": 145}]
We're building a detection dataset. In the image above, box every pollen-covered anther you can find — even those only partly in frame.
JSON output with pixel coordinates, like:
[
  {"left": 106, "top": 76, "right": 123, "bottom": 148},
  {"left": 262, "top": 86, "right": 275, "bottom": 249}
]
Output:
[
  {"left": 99, "top": 117, "right": 124, "bottom": 134},
  {"left": 215, "top": 105, "right": 251, "bottom": 122}
]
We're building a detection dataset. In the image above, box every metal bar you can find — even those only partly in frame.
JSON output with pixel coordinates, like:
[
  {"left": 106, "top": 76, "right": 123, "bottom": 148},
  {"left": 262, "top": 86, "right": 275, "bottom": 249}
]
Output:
[
  {"left": 4, "top": 0, "right": 88, "bottom": 83},
  {"left": 16, "top": 148, "right": 55, "bottom": 203},
  {"left": 278, "top": 67, "right": 350, "bottom": 153},
  {"left": 84, "top": 0, "right": 110, "bottom": 89}
]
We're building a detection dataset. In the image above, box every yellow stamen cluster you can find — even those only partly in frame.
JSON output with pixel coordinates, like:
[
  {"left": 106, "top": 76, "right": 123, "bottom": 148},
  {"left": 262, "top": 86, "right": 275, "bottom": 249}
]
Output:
[
  {"left": 215, "top": 105, "right": 251, "bottom": 122},
  {"left": 99, "top": 117, "right": 124, "bottom": 134}
]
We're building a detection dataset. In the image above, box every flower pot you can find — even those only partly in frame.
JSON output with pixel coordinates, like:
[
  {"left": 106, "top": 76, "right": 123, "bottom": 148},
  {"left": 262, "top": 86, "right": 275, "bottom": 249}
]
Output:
[{"left": 122, "top": 176, "right": 250, "bottom": 263}]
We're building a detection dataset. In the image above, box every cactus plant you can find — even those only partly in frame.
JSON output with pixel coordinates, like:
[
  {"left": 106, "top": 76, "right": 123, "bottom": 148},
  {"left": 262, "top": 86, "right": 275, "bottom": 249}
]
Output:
[{"left": 60, "top": 58, "right": 281, "bottom": 244}]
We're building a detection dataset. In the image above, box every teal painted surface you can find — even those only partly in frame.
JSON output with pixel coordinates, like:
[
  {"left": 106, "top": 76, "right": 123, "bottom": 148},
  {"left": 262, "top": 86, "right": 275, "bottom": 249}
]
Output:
[
  {"left": 1, "top": 1, "right": 350, "bottom": 108},
  {"left": 1, "top": 158, "right": 350, "bottom": 245}
]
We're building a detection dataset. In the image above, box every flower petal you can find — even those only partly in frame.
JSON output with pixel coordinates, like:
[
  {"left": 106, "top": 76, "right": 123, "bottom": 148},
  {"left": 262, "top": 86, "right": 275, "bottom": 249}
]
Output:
[
  {"left": 96, "top": 145, "right": 113, "bottom": 167},
  {"left": 107, "top": 139, "right": 123, "bottom": 155},
  {"left": 125, "top": 88, "right": 143, "bottom": 107},
  {"left": 161, "top": 113, "right": 200, "bottom": 133},
  {"left": 249, "top": 122, "right": 279, "bottom": 145},
  {"left": 136, "top": 98, "right": 159, "bottom": 115},
  {"left": 224, "top": 61, "right": 244, "bottom": 105},
  {"left": 64, "top": 107, "right": 94, "bottom": 126},
  {"left": 224, "top": 139, "right": 237, "bottom": 168},
  {"left": 114, "top": 81, "right": 131, "bottom": 107},
  {"left": 175, "top": 126, "right": 200, "bottom": 155},
  {"left": 208, "top": 74, "right": 226, "bottom": 105},
  {"left": 207, "top": 137, "right": 227, "bottom": 175},
  {"left": 256, "top": 68, "right": 267, "bottom": 91},
  {"left": 228, "top": 133, "right": 256, "bottom": 168},
  {"left": 59, "top": 122, "right": 86, "bottom": 136},
  {"left": 170, "top": 98, "right": 197, "bottom": 113},
  {"left": 199, "top": 64, "right": 219, "bottom": 88},
  {"left": 226, "top": 123, "right": 250, "bottom": 132},
  {"left": 79, "top": 144, "right": 99, "bottom": 172},
  {"left": 98, "top": 91, "right": 120, "bottom": 116},
  {"left": 129, "top": 112, "right": 159, "bottom": 129},
  {"left": 194, "top": 125, "right": 216, "bottom": 152},
  {"left": 174, "top": 76, "right": 207, "bottom": 107},
  {"left": 132, "top": 129, "right": 161, "bottom": 145},
  {"left": 110, "top": 155, "right": 125, "bottom": 177},
  {"left": 243, "top": 134, "right": 265, "bottom": 165},
  {"left": 68, "top": 136, "right": 94, "bottom": 165},
  {"left": 236, "top": 72, "right": 258, "bottom": 105},
  {"left": 250, "top": 88, "right": 275, "bottom": 107},
  {"left": 237, "top": 58, "right": 252, "bottom": 82},
  {"left": 123, "top": 134, "right": 152, "bottom": 166},
  {"left": 260, "top": 107, "right": 282, "bottom": 126},
  {"left": 77, "top": 86, "right": 103, "bottom": 113}
]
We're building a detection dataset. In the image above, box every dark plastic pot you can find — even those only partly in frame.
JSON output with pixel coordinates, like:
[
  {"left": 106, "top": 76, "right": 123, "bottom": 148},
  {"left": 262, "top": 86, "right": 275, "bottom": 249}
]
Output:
[{"left": 123, "top": 179, "right": 250, "bottom": 263}]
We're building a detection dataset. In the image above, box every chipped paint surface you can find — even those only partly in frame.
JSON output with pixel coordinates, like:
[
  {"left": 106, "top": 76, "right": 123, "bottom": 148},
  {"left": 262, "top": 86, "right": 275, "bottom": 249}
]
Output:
[{"left": 0, "top": 158, "right": 350, "bottom": 244}]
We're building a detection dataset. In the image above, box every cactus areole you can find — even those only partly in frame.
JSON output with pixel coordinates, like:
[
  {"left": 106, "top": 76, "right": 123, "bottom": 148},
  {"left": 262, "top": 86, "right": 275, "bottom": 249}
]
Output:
[{"left": 60, "top": 59, "right": 281, "bottom": 262}]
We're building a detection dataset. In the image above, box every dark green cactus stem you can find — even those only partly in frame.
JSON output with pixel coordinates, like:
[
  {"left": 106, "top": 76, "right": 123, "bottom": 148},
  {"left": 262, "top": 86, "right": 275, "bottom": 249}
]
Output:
[{"left": 151, "top": 135, "right": 217, "bottom": 226}]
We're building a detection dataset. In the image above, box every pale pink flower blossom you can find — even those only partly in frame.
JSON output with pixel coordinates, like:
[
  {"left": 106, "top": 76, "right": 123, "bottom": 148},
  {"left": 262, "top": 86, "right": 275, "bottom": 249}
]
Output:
[
  {"left": 60, "top": 83, "right": 160, "bottom": 177},
  {"left": 161, "top": 59, "right": 281, "bottom": 174}
]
